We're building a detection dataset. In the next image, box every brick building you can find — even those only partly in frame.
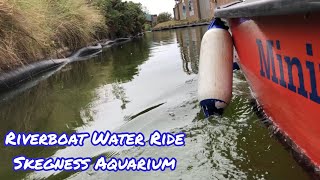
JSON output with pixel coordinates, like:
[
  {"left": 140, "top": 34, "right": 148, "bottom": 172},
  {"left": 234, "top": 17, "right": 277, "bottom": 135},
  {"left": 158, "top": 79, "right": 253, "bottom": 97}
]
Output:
[
  {"left": 173, "top": 0, "right": 236, "bottom": 21},
  {"left": 145, "top": 14, "right": 158, "bottom": 27}
]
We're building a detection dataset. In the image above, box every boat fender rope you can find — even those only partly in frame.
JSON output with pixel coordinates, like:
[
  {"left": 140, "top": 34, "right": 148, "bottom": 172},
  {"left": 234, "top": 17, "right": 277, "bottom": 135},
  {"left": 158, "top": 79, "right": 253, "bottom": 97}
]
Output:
[
  {"left": 208, "top": 18, "right": 229, "bottom": 30},
  {"left": 200, "top": 99, "right": 227, "bottom": 117}
]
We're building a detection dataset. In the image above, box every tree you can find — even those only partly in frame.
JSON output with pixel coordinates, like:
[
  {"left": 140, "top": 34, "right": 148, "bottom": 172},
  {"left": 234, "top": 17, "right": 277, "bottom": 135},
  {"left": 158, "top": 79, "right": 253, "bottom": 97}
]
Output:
[
  {"left": 95, "top": 0, "right": 146, "bottom": 38},
  {"left": 157, "top": 12, "right": 172, "bottom": 24}
]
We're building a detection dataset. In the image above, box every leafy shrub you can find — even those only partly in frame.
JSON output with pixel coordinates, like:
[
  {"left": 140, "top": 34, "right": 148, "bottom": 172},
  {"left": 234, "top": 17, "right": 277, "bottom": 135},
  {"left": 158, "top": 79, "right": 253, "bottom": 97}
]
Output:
[
  {"left": 157, "top": 12, "right": 172, "bottom": 24},
  {"left": 95, "top": 0, "right": 146, "bottom": 39}
]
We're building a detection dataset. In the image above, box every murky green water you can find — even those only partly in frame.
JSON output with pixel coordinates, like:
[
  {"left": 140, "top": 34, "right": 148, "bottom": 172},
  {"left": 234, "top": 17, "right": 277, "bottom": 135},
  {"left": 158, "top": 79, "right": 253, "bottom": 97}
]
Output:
[{"left": 0, "top": 26, "right": 311, "bottom": 180}]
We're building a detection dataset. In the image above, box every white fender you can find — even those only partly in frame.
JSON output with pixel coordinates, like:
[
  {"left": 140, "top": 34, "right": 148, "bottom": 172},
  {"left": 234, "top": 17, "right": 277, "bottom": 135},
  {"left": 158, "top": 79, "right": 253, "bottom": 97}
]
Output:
[{"left": 198, "top": 19, "right": 233, "bottom": 117}]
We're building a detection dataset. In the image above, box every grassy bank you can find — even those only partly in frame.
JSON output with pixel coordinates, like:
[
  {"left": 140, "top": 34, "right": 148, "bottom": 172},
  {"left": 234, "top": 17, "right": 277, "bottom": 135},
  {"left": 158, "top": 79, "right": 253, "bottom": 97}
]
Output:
[
  {"left": 0, "top": 0, "right": 105, "bottom": 71},
  {"left": 153, "top": 18, "right": 210, "bottom": 31}
]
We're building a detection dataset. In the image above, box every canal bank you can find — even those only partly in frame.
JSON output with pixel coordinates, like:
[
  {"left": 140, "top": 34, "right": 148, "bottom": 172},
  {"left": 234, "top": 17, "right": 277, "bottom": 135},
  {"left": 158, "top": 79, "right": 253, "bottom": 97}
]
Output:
[
  {"left": 152, "top": 11, "right": 211, "bottom": 32},
  {"left": 0, "top": 0, "right": 146, "bottom": 75},
  {"left": 0, "top": 26, "right": 311, "bottom": 180},
  {"left": 152, "top": 21, "right": 210, "bottom": 31},
  {"left": 0, "top": 36, "right": 143, "bottom": 93}
]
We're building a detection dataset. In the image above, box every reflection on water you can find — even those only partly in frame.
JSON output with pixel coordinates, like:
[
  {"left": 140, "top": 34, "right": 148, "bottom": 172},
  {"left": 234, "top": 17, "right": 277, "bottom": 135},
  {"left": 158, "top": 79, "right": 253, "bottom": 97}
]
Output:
[
  {"left": 176, "top": 27, "right": 204, "bottom": 74},
  {"left": 0, "top": 26, "right": 311, "bottom": 180},
  {"left": 0, "top": 36, "right": 152, "bottom": 179}
]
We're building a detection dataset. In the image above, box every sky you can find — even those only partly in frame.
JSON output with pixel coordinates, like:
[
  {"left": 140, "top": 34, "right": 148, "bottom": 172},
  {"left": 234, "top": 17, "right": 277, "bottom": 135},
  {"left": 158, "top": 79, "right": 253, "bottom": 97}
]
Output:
[{"left": 124, "top": 0, "right": 176, "bottom": 15}]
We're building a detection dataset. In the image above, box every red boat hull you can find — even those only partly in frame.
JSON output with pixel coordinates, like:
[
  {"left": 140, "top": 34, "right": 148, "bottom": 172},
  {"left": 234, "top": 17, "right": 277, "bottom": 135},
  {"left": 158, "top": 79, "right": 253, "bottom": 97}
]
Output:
[{"left": 229, "top": 13, "right": 320, "bottom": 167}]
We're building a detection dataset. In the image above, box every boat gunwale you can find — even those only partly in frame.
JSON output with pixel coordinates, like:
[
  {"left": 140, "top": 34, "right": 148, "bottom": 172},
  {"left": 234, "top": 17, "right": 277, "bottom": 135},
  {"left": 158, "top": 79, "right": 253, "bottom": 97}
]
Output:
[{"left": 215, "top": 0, "right": 320, "bottom": 18}]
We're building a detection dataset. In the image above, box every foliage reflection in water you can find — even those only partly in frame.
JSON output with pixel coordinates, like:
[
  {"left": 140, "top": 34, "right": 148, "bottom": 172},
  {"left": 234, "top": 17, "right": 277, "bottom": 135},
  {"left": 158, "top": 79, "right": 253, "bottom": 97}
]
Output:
[{"left": 0, "top": 26, "right": 311, "bottom": 180}]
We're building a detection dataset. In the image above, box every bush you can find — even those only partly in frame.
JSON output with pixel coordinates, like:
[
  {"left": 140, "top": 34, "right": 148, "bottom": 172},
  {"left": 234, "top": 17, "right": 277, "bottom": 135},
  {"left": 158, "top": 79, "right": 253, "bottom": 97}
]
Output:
[
  {"left": 95, "top": 0, "right": 146, "bottom": 39},
  {"left": 144, "top": 24, "right": 152, "bottom": 31},
  {"left": 0, "top": 0, "right": 106, "bottom": 71},
  {"left": 157, "top": 12, "right": 172, "bottom": 24}
]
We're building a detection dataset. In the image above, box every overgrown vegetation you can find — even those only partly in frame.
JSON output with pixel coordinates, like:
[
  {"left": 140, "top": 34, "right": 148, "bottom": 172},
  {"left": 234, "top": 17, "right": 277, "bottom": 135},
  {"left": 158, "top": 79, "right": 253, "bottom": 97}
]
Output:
[
  {"left": 95, "top": 0, "right": 146, "bottom": 39},
  {"left": 157, "top": 12, "right": 172, "bottom": 24},
  {"left": 0, "top": 0, "right": 106, "bottom": 71},
  {"left": 0, "top": 0, "right": 147, "bottom": 71}
]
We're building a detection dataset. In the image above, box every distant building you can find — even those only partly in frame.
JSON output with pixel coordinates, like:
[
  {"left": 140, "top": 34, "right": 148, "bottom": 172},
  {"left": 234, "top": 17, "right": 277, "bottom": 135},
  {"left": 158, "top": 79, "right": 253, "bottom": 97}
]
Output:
[
  {"left": 173, "top": 6, "right": 180, "bottom": 20},
  {"left": 173, "top": 0, "right": 236, "bottom": 21},
  {"left": 145, "top": 14, "right": 158, "bottom": 26},
  {"left": 151, "top": 15, "right": 158, "bottom": 25}
]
